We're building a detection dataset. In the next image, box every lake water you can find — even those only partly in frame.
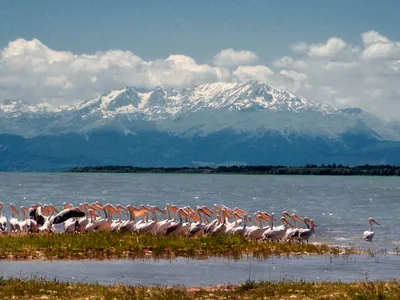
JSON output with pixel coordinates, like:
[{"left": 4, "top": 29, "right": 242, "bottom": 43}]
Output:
[
  {"left": 0, "top": 172, "right": 398, "bottom": 250},
  {"left": 0, "top": 255, "right": 399, "bottom": 286},
  {"left": 0, "top": 173, "right": 399, "bottom": 285}
]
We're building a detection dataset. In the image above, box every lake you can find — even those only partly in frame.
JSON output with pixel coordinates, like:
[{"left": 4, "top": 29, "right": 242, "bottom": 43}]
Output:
[{"left": 0, "top": 172, "right": 398, "bottom": 250}]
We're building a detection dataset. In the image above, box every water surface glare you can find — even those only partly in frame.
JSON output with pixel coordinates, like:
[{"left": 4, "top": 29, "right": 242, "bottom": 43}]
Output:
[
  {"left": 1, "top": 255, "right": 399, "bottom": 286},
  {"left": 0, "top": 173, "right": 399, "bottom": 250}
]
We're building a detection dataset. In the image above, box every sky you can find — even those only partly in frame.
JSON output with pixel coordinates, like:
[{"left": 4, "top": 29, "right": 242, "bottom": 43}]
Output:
[{"left": 1, "top": 0, "right": 400, "bottom": 119}]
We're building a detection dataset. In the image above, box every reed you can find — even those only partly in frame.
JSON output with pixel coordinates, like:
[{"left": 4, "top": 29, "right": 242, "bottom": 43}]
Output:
[
  {"left": 0, "top": 277, "right": 399, "bottom": 299},
  {"left": 0, "top": 232, "right": 348, "bottom": 260}
]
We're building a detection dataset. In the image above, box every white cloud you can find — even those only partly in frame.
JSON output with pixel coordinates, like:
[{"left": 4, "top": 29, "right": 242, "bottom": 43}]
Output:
[
  {"left": 271, "top": 31, "right": 400, "bottom": 119},
  {"left": 361, "top": 30, "right": 390, "bottom": 46},
  {"left": 0, "top": 38, "right": 224, "bottom": 104},
  {"left": 307, "top": 37, "right": 347, "bottom": 58},
  {"left": 213, "top": 48, "right": 258, "bottom": 67},
  {"left": 290, "top": 42, "right": 309, "bottom": 54},
  {"left": 232, "top": 65, "right": 274, "bottom": 82}
]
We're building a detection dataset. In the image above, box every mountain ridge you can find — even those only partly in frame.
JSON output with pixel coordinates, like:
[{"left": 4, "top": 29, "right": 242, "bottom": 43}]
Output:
[
  {"left": 0, "top": 80, "right": 399, "bottom": 170},
  {"left": 1, "top": 80, "right": 399, "bottom": 140}
]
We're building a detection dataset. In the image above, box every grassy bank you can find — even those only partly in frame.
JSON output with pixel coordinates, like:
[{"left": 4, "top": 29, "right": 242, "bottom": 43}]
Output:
[
  {"left": 1, "top": 277, "right": 399, "bottom": 299},
  {"left": 0, "top": 232, "right": 348, "bottom": 260}
]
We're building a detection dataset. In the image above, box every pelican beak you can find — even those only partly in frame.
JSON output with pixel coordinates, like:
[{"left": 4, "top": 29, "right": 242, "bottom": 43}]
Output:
[
  {"left": 134, "top": 208, "right": 146, "bottom": 217},
  {"left": 371, "top": 219, "right": 380, "bottom": 226},
  {"left": 201, "top": 206, "right": 214, "bottom": 215},
  {"left": 153, "top": 206, "right": 166, "bottom": 214},
  {"left": 10, "top": 205, "right": 19, "bottom": 216},
  {"left": 293, "top": 214, "right": 304, "bottom": 222},
  {"left": 95, "top": 201, "right": 104, "bottom": 208},
  {"left": 186, "top": 207, "right": 195, "bottom": 215},
  {"left": 222, "top": 206, "right": 233, "bottom": 215},
  {"left": 179, "top": 210, "right": 189, "bottom": 219},
  {"left": 234, "top": 207, "right": 248, "bottom": 215},
  {"left": 168, "top": 205, "right": 178, "bottom": 213},
  {"left": 283, "top": 218, "right": 294, "bottom": 227},
  {"left": 199, "top": 208, "right": 211, "bottom": 218},
  {"left": 282, "top": 211, "right": 291, "bottom": 219},
  {"left": 109, "top": 205, "right": 119, "bottom": 214},
  {"left": 49, "top": 205, "right": 59, "bottom": 213},
  {"left": 89, "top": 210, "right": 100, "bottom": 218}
]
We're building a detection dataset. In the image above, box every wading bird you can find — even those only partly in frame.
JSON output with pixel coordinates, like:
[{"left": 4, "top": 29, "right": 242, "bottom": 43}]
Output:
[{"left": 363, "top": 217, "right": 380, "bottom": 242}]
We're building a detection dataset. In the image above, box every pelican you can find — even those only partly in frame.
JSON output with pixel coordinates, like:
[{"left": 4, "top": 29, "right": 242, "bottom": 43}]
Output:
[
  {"left": 166, "top": 208, "right": 191, "bottom": 236},
  {"left": 211, "top": 208, "right": 229, "bottom": 235},
  {"left": 17, "top": 206, "right": 31, "bottom": 233},
  {"left": 187, "top": 206, "right": 211, "bottom": 237},
  {"left": 298, "top": 217, "right": 317, "bottom": 243},
  {"left": 263, "top": 216, "right": 294, "bottom": 241},
  {"left": 85, "top": 209, "right": 101, "bottom": 232},
  {"left": 92, "top": 204, "right": 118, "bottom": 232},
  {"left": 9, "top": 203, "right": 20, "bottom": 232},
  {"left": 363, "top": 217, "right": 380, "bottom": 242},
  {"left": 231, "top": 214, "right": 248, "bottom": 235},
  {"left": 156, "top": 204, "right": 175, "bottom": 235},
  {"left": 0, "top": 202, "right": 7, "bottom": 232},
  {"left": 284, "top": 213, "right": 304, "bottom": 242}
]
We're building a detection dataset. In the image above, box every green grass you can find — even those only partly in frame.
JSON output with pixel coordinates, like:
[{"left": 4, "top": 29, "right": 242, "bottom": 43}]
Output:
[
  {"left": 0, "top": 277, "right": 399, "bottom": 299},
  {"left": 0, "top": 232, "right": 347, "bottom": 260}
]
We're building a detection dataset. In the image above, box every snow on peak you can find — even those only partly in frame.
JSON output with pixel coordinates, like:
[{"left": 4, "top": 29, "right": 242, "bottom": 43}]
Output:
[{"left": 2, "top": 80, "right": 397, "bottom": 140}]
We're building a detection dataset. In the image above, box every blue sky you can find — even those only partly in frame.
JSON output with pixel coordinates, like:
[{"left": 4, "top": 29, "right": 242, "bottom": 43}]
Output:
[
  {"left": 1, "top": 0, "right": 399, "bottom": 63},
  {"left": 1, "top": 1, "right": 400, "bottom": 119}
]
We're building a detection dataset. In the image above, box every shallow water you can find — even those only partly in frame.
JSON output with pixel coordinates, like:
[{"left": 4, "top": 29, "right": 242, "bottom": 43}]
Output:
[
  {"left": 1, "top": 255, "right": 399, "bottom": 286},
  {"left": 0, "top": 172, "right": 398, "bottom": 250}
]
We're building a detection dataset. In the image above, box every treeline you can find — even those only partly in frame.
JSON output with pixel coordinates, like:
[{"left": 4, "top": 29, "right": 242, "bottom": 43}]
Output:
[{"left": 68, "top": 164, "right": 400, "bottom": 176}]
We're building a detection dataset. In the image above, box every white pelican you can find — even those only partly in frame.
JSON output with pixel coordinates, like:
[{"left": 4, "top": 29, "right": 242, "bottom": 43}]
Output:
[
  {"left": 138, "top": 205, "right": 165, "bottom": 235},
  {"left": 17, "top": 206, "right": 31, "bottom": 233},
  {"left": 211, "top": 209, "right": 229, "bottom": 235},
  {"left": 165, "top": 208, "right": 188, "bottom": 235},
  {"left": 156, "top": 204, "right": 176, "bottom": 235},
  {"left": 283, "top": 213, "right": 304, "bottom": 242},
  {"left": 85, "top": 209, "right": 101, "bottom": 232},
  {"left": 247, "top": 212, "right": 273, "bottom": 240},
  {"left": 363, "top": 217, "right": 380, "bottom": 242},
  {"left": 9, "top": 203, "right": 20, "bottom": 232},
  {"left": 231, "top": 214, "right": 248, "bottom": 235},
  {"left": 187, "top": 206, "right": 211, "bottom": 237},
  {"left": 298, "top": 217, "right": 317, "bottom": 243},
  {"left": 0, "top": 202, "right": 7, "bottom": 232},
  {"left": 92, "top": 204, "right": 118, "bottom": 232},
  {"left": 263, "top": 216, "right": 294, "bottom": 241}
]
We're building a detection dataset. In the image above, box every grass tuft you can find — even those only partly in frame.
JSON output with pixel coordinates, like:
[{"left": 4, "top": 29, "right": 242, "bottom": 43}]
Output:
[{"left": 0, "top": 277, "right": 399, "bottom": 299}]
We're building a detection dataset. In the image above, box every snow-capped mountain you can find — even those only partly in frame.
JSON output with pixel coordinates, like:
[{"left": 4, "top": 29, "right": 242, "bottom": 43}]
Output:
[
  {"left": 0, "top": 80, "right": 399, "bottom": 140},
  {"left": 1, "top": 80, "right": 400, "bottom": 170}
]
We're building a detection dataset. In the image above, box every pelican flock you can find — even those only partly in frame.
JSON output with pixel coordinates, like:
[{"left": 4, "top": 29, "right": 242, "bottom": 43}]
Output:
[{"left": 0, "top": 201, "right": 378, "bottom": 243}]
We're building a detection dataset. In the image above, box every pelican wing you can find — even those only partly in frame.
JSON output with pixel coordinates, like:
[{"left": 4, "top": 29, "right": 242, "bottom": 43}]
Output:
[{"left": 53, "top": 209, "right": 85, "bottom": 224}]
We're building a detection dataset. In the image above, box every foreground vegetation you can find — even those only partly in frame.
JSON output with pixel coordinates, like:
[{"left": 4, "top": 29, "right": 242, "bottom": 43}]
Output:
[
  {"left": 69, "top": 164, "right": 400, "bottom": 176},
  {"left": 0, "top": 232, "right": 348, "bottom": 260},
  {"left": 1, "top": 277, "right": 399, "bottom": 299}
]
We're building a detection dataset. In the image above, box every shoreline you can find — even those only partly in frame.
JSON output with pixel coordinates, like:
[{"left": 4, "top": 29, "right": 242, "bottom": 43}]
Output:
[{"left": 67, "top": 164, "right": 400, "bottom": 176}]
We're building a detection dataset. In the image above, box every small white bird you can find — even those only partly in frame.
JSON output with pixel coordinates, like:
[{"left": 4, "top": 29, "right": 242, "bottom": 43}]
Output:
[{"left": 363, "top": 217, "right": 380, "bottom": 242}]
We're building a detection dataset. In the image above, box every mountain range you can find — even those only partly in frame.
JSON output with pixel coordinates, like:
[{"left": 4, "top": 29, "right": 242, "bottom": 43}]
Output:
[{"left": 1, "top": 80, "right": 399, "bottom": 171}]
